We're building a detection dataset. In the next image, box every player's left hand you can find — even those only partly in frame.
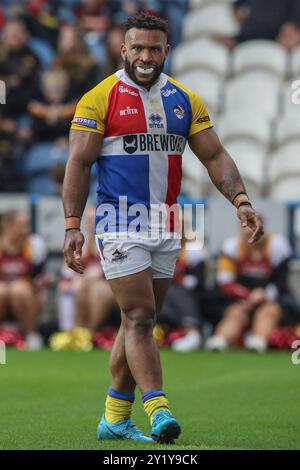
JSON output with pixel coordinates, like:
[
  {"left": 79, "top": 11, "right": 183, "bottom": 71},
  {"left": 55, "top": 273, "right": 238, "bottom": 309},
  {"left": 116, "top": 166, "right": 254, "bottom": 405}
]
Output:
[{"left": 237, "top": 206, "right": 264, "bottom": 244}]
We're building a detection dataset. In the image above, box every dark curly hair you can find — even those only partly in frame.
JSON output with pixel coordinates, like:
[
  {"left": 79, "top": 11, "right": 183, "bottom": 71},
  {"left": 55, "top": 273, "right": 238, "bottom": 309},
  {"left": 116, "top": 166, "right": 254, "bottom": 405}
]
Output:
[{"left": 123, "top": 12, "right": 168, "bottom": 35}]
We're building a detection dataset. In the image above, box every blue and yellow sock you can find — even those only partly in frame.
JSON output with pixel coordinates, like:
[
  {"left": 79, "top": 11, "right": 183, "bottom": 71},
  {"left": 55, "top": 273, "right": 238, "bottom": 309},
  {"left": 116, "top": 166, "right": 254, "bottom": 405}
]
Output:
[
  {"left": 142, "top": 390, "right": 170, "bottom": 425},
  {"left": 105, "top": 387, "right": 135, "bottom": 424}
]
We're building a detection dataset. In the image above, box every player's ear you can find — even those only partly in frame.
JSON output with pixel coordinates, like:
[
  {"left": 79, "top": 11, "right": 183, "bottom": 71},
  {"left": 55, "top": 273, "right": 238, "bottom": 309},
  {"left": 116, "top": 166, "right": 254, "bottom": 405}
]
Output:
[
  {"left": 165, "top": 43, "right": 171, "bottom": 58},
  {"left": 120, "top": 43, "right": 126, "bottom": 61}
]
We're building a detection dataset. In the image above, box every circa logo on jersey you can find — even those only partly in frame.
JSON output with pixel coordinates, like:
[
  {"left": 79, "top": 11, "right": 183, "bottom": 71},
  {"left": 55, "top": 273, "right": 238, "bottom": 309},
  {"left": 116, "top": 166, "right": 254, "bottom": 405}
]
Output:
[
  {"left": 173, "top": 104, "right": 185, "bottom": 120},
  {"left": 120, "top": 106, "right": 138, "bottom": 116},
  {"left": 118, "top": 85, "right": 139, "bottom": 97},
  {"left": 123, "top": 134, "right": 185, "bottom": 154},
  {"left": 149, "top": 113, "right": 164, "bottom": 129},
  {"left": 161, "top": 88, "right": 177, "bottom": 97},
  {"left": 73, "top": 117, "right": 97, "bottom": 129}
]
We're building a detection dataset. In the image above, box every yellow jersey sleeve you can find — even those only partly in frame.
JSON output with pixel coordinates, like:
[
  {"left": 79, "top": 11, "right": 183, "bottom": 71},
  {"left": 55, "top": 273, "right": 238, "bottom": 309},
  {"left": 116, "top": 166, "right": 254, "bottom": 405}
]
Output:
[
  {"left": 71, "top": 74, "right": 119, "bottom": 135},
  {"left": 189, "top": 92, "right": 213, "bottom": 137}
]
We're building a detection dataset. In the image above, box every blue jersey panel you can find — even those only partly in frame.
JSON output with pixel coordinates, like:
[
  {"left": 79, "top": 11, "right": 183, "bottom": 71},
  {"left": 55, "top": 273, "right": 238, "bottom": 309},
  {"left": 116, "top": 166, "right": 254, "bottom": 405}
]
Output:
[{"left": 161, "top": 81, "right": 192, "bottom": 138}]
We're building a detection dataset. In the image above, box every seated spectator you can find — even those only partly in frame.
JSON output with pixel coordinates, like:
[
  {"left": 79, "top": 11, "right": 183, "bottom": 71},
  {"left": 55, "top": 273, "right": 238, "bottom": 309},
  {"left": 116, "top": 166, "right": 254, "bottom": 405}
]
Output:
[
  {"left": 216, "top": 0, "right": 300, "bottom": 50},
  {"left": 0, "top": 18, "right": 40, "bottom": 116},
  {"left": 0, "top": 210, "right": 48, "bottom": 350},
  {"left": 27, "top": 68, "right": 76, "bottom": 143},
  {"left": 52, "top": 23, "right": 100, "bottom": 95},
  {"left": 157, "top": 237, "right": 207, "bottom": 352},
  {"left": 103, "top": 24, "right": 125, "bottom": 77},
  {"left": 206, "top": 227, "right": 296, "bottom": 352},
  {"left": 58, "top": 207, "right": 117, "bottom": 332},
  {"left": 74, "top": 0, "right": 113, "bottom": 65}
]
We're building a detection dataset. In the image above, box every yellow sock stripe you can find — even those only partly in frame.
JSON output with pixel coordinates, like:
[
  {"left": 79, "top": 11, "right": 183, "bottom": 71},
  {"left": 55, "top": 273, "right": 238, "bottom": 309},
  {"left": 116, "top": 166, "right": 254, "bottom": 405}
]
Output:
[
  {"left": 105, "top": 395, "right": 133, "bottom": 424},
  {"left": 143, "top": 396, "right": 170, "bottom": 425}
]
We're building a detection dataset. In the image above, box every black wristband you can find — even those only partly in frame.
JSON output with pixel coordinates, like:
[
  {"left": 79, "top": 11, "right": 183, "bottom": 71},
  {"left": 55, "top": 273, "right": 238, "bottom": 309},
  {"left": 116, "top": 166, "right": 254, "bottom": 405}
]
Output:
[
  {"left": 237, "top": 201, "right": 252, "bottom": 209},
  {"left": 65, "top": 228, "right": 80, "bottom": 232},
  {"left": 231, "top": 191, "right": 248, "bottom": 205}
]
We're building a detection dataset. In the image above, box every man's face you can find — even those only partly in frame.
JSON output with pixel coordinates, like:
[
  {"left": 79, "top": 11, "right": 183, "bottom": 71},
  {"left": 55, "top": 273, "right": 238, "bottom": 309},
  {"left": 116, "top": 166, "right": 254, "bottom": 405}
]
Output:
[{"left": 121, "top": 28, "right": 170, "bottom": 88}]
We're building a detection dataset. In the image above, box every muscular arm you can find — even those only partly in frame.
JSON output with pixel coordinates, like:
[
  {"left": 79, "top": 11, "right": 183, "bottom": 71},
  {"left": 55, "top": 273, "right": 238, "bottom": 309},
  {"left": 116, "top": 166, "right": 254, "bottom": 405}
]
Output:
[
  {"left": 189, "top": 128, "right": 245, "bottom": 203},
  {"left": 188, "top": 128, "right": 264, "bottom": 244},
  {"left": 63, "top": 129, "right": 103, "bottom": 218},
  {"left": 62, "top": 129, "right": 103, "bottom": 273}
]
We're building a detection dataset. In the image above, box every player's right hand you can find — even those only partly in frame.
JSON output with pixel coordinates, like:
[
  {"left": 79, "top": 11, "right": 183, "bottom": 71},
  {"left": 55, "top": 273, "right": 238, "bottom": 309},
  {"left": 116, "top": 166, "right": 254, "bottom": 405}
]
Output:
[{"left": 63, "top": 229, "right": 85, "bottom": 274}]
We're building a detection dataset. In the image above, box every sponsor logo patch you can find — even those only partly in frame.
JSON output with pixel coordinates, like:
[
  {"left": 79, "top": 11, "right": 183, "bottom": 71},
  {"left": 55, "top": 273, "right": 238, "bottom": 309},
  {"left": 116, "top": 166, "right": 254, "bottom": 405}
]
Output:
[
  {"left": 118, "top": 85, "right": 139, "bottom": 97},
  {"left": 73, "top": 117, "right": 97, "bottom": 129},
  {"left": 173, "top": 104, "right": 185, "bottom": 120},
  {"left": 123, "top": 133, "right": 185, "bottom": 154},
  {"left": 149, "top": 113, "right": 164, "bottom": 129},
  {"left": 120, "top": 106, "right": 138, "bottom": 116},
  {"left": 161, "top": 88, "right": 177, "bottom": 97},
  {"left": 111, "top": 249, "right": 128, "bottom": 263},
  {"left": 196, "top": 116, "right": 211, "bottom": 124}
]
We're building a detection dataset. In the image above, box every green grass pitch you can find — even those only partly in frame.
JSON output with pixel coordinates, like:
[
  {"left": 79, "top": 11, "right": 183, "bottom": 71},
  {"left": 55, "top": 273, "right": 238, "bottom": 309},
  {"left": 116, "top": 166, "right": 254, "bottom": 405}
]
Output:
[{"left": 0, "top": 349, "right": 299, "bottom": 450}]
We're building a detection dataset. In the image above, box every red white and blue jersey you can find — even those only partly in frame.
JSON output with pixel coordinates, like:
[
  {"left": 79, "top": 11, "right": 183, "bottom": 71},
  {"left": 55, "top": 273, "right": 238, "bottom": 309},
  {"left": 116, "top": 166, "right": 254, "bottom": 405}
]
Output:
[{"left": 71, "top": 69, "right": 213, "bottom": 234}]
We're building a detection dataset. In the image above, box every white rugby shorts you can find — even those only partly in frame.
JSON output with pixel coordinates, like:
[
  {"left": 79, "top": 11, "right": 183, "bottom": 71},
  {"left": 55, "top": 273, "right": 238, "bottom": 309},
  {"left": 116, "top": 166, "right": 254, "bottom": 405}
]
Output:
[{"left": 95, "top": 234, "right": 180, "bottom": 280}]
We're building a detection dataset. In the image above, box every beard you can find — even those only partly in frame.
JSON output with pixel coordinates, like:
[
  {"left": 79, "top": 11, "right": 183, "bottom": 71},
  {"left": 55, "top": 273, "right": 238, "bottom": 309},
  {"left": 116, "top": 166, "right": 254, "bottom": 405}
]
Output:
[{"left": 124, "top": 56, "right": 165, "bottom": 88}]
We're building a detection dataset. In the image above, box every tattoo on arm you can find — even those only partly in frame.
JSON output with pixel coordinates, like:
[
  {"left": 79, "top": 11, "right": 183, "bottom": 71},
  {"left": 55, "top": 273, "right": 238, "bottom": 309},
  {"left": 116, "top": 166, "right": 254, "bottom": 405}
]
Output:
[{"left": 214, "top": 170, "right": 246, "bottom": 203}]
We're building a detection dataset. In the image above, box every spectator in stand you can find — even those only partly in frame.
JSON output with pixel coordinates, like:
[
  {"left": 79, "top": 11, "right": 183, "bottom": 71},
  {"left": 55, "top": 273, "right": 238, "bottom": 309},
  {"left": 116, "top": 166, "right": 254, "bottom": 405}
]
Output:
[
  {"left": 103, "top": 24, "right": 125, "bottom": 77},
  {"left": 52, "top": 23, "right": 100, "bottom": 95},
  {"left": 0, "top": 18, "right": 40, "bottom": 123},
  {"left": 206, "top": 227, "right": 296, "bottom": 352},
  {"left": 28, "top": 67, "right": 76, "bottom": 142},
  {"left": 217, "top": 0, "right": 300, "bottom": 50},
  {"left": 58, "top": 206, "right": 117, "bottom": 332},
  {"left": 157, "top": 237, "right": 207, "bottom": 352},
  {"left": 0, "top": 18, "right": 40, "bottom": 191},
  {"left": 0, "top": 210, "right": 48, "bottom": 350},
  {"left": 74, "top": 0, "right": 113, "bottom": 65}
]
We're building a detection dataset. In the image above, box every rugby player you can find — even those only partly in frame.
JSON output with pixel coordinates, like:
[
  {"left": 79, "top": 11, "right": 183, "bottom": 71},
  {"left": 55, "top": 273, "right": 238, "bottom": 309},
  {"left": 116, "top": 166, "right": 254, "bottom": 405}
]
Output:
[{"left": 62, "top": 13, "right": 264, "bottom": 443}]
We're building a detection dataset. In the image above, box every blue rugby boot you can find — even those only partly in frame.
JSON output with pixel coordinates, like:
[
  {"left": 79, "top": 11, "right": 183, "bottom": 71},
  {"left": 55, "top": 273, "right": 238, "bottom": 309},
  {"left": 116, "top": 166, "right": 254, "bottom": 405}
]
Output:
[
  {"left": 97, "top": 415, "right": 153, "bottom": 442},
  {"left": 151, "top": 410, "right": 181, "bottom": 443}
]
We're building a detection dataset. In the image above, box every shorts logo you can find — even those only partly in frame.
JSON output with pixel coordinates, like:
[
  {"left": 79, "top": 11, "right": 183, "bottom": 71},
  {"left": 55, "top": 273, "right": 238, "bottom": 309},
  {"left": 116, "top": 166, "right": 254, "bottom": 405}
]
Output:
[
  {"left": 120, "top": 106, "right": 138, "bottom": 116},
  {"left": 118, "top": 85, "right": 139, "bottom": 97},
  {"left": 73, "top": 117, "right": 97, "bottom": 129},
  {"left": 161, "top": 88, "right": 177, "bottom": 97},
  {"left": 111, "top": 249, "right": 128, "bottom": 263},
  {"left": 123, "top": 135, "right": 138, "bottom": 154},
  {"left": 149, "top": 113, "right": 164, "bottom": 129},
  {"left": 173, "top": 105, "right": 185, "bottom": 120}
]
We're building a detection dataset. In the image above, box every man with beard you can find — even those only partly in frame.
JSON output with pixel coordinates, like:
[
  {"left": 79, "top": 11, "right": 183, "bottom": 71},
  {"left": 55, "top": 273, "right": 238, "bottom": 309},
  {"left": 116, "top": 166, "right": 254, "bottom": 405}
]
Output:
[{"left": 63, "top": 13, "right": 263, "bottom": 443}]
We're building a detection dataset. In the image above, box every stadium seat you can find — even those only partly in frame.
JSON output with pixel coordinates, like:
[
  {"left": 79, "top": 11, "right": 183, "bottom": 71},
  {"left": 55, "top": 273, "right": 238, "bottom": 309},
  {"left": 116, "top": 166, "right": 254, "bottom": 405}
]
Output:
[
  {"left": 172, "top": 38, "right": 229, "bottom": 78},
  {"left": 217, "top": 111, "right": 271, "bottom": 153},
  {"left": 224, "top": 71, "right": 281, "bottom": 119},
  {"left": 181, "top": 145, "right": 206, "bottom": 198},
  {"left": 190, "top": 0, "right": 233, "bottom": 10},
  {"left": 269, "top": 143, "right": 300, "bottom": 201},
  {"left": 232, "top": 40, "right": 287, "bottom": 80},
  {"left": 274, "top": 115, "right": 300, "bottom": 147},
  {"left": 221, "top": 141, "right": 266, "bottom": 197},
  {"left": 282, "top": 80, "right": 300, "bottom": 117},
  {"left": 182, "top": 2, "right": 238, "bottom": 40},
  {"left": 290, "top": 46, "right": 300, "bottom": 78},
  {"left": 175, "top": 70, "right": 221, "bottom": 115}
]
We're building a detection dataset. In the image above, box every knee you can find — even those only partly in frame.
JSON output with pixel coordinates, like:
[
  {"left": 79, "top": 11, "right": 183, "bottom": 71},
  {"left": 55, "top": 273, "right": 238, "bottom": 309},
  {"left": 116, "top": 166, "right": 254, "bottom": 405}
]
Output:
[
  {"left": 123, "top": 306, "right": 156, "bottom": 336},
  {"left": 9, "top": 280, "right": 34, "bottom": 299}
]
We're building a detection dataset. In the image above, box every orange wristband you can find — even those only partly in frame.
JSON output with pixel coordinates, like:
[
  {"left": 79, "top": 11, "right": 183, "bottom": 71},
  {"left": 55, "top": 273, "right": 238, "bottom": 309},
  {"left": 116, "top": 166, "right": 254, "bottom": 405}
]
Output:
[
  {"left": 233, "top": 194, "right": 250, "bottom": 209},
  {"left": 65, "top": 216, "right": 81, "bottom": 230}
]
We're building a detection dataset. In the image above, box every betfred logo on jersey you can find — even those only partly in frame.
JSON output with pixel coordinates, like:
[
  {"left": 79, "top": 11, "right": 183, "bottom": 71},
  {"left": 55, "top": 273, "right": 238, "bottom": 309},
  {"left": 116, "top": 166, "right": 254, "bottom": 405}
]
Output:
[
  {"left": 123, "top": 134, "right": 185, "bottom": 154},
  {"left": 73, "top": 117, "right": 97, "bottom": 129}
]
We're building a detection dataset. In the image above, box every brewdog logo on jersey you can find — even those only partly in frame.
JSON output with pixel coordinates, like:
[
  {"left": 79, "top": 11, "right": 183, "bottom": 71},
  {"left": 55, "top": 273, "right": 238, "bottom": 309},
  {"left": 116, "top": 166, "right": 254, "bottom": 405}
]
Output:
[{"left": 123, "top": 134, "right": 186, "bottom": 154}]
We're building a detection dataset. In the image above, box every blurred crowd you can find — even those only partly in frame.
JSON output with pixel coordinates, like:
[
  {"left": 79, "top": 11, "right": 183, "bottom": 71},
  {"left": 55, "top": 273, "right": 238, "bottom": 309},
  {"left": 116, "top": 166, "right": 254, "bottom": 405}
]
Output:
[
  {"left": 0, "top": 208, "right": 299, "bottom": 352},
  {"left": 0, "top": 0, "right": 189, "bottom": 194}
]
